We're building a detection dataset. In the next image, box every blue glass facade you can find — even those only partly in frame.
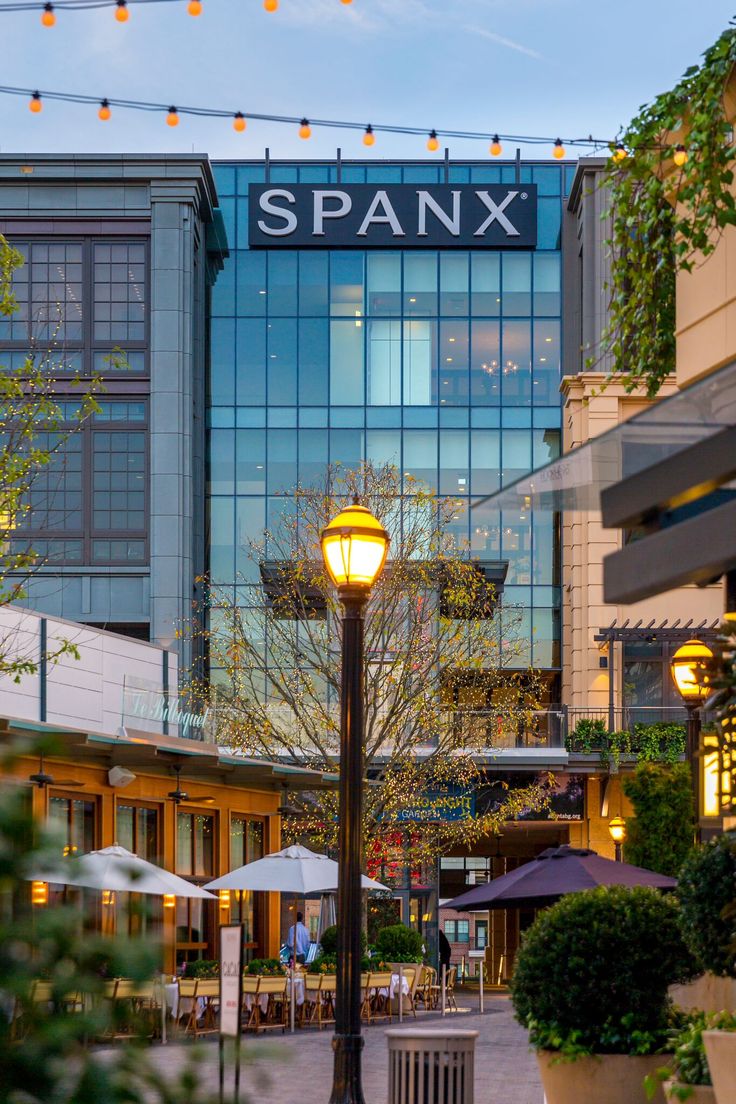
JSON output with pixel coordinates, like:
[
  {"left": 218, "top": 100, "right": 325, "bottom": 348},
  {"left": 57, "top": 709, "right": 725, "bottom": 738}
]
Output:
[{"left": 209, "top": 160, "right": 573, "bottom": 678}]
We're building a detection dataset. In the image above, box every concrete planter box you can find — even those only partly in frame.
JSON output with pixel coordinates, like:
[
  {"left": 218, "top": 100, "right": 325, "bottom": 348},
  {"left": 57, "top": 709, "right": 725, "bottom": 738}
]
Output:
[
  {"left": 703, "top": 1032, "right": 736, "bottom": 1104},
  {"left": 669, "top": 974, "right": 736, "bottom": 1014},
  {"left": 663, "top": 1082, "right": 716, "bottom": 1103},
  {"left": 536, "top": 1051, "right": 670, "bottom": 1104}
]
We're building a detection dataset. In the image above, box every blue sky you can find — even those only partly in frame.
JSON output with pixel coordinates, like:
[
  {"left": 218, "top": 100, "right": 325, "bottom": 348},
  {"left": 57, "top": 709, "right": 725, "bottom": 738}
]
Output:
[{"left": 0, "top": 0, "right": 732, "bottom": 162}]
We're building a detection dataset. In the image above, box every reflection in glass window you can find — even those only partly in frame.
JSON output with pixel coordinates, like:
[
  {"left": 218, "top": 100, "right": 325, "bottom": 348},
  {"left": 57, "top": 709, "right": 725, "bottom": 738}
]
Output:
[
  {"left": 93, "top": 242, "right": 146, "bottom": 342},
  {"left": 211, "top": 318, "right": 236, "bottom": 406},
  {"left": 116, "top": 804, "right": 158, "bottom": 862},
  {"left": 237, "top": 319, "right": 266, "bottom": 405},
  {"left": 298, "top": 318, "right": 328, "bottom": 404},
  {"left": 470, "top": 503, "right": 500, "bottom": 556},
  {"left": 176, "top": 812, "right": 214, "bottom": 877},
  {"left": 237, "top": 251, "right": 267, "bottom": 316},
  {"left": 236, "top": 497, "right": 265, "bottom": 579},
  {"left": 439, "top": 320, "right": 468, "bottom": 405},
  {"left": 403, "top": 430, "right": 437, "bottom": 490},
  {"left": 92, "top": 431, "right": 145, "bottom": 532},
  {"left": 367, "top": 320, "right": 401, "bottom": 405},
  {"left": 267, "top": 318, "right": 297, "bottom": 404},
  {"left": 470, "top": 320, "right": 500, "bottom": 404},
  {"left": 502, "top": 320, "right": 531, "bottom": 406},
  {"left": 403, "top": 320, "right": 435, "bottom": 405},
  {"left": 236, "top": 429, "right": 266, "bottom": 493},
  {"left": 209, "top": 429, "right": 235, "bottom": 495},
  {"left": 267, "top": 429, "right": 297, "bottom": 494},
  {"left": 470, "top": 253, "right": 500, "bottom": 315},
  {"left": 330, "top": 429, "right": 364, "bottom": 470},
  {"left": 209, "top": 498, "right": 234, "bottom": 583},
  {"left": 502, "top": 255, "right": 531, "bottom": 316},
  {"left": 470, "top": 429, "right": 500, "bottom": 495},
  {"left": 439, "top": 430, "right": 469, "bottom": 495},
  {"left": 440, "top": 253, "right": 468, "bottom": 316},
  {"left": 404, "top": 253, "right": 437, "bottom": 316},
  {"left": 298, "top": 252, "right": 328, "bottom": 315},
  {"left": 299, "top": 429, "right": 329, "bottom": 485},
  {"left": 366, "top": 429, "right": 400, "bottom": 469},
  {"left": 532, "top": 511, "right": 558, "bottom": 585},
  {"left": 533, "top": 254, "right": 560, "bottom": 315},
  {"left": 533, "top": 320, "right": 560, "bottom": 405},
  {"left": 502, "top": 513, "right": 532, "bottom": 585},
  {"left": 502, "top": 430, "right": 532, "bottom": 485},
  {"left": 330, "top": 320, "right": 364, "bottom": 404},
  {"left": 267, "top": 252, "right": 298, "bottom": 316},
  {"left": 330, "top": 253, "right": 364, "bottom": 317},
  {"left": 367, "top": 253, "right": 401, "bottom": 316}
]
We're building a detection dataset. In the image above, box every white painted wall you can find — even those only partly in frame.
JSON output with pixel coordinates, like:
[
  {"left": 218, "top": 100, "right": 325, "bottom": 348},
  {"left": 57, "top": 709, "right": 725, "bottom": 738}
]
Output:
[{"left": 0, "top": 606, "right": 180, "bottom": 738}]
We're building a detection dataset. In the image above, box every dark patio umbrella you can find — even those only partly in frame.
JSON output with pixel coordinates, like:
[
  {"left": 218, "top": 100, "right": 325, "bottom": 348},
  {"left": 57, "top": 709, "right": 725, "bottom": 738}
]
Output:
[{"left": 445, "top": 845, "right": 677, "bottom": 911}]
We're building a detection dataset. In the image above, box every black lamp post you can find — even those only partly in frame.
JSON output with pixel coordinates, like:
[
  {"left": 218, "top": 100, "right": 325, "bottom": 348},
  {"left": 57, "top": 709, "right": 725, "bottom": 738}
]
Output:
[
  {"left": 321, "top": 502, "right": 389, "bottom": 1104},
  {"left": 670, "top": 638, "right": 714, "bottom": 838},
  {"left": 608, "top": 816, "right": 626, "bottom": 862}
]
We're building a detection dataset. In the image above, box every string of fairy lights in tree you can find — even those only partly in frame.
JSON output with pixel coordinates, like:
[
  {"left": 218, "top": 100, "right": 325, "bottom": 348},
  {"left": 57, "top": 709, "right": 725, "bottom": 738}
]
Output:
[
  {"left": 0, "top": 0, "right": 355, "bottom": 23},
  {"left": 0, "top": 82, "right": 695, "bottom": 161}
]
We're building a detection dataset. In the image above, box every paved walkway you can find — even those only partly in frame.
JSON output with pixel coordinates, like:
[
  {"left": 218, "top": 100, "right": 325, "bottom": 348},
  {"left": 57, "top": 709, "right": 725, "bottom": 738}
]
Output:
[{"left": 129, "top": 992, "right": 542, "bottom": 1104}]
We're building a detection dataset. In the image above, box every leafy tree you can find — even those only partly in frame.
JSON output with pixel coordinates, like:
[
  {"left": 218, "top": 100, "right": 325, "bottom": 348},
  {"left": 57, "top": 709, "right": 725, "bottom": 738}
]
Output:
[
  {"left": 194, "top": 462, "right": 550, "bottom": 866},
  {"left": 602, "top": 26, "right": 736, "bottom": 396},
  {"left": 622, "top": 762, "right": 694, "bottom": 876},
  {"left": 678, "top": 831, "right": 736, "bottom": 977},
  {"left": 0, "top": 740, "right": 241, "bottom": 1103},
  {"left": 0, "top": 234, "right": 100, "bottom": 680}
]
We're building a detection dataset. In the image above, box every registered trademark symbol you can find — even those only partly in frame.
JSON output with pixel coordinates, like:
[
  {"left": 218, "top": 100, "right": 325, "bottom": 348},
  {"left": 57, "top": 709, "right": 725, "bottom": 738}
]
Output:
[{"left": 520, "top": 192, "right": 528, "bottom": 200}]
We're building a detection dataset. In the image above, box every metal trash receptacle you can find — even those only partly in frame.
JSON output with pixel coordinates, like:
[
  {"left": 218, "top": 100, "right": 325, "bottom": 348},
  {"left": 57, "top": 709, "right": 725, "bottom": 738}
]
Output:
[{"left": 387, "top": 1028, "right": 478, "bottom": 1104}]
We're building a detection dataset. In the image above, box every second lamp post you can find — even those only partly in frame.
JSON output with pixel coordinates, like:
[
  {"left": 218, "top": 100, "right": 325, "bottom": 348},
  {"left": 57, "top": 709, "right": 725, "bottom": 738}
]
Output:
[{"left": 321, "top": 502, "right": 389, "bottom": 1104}]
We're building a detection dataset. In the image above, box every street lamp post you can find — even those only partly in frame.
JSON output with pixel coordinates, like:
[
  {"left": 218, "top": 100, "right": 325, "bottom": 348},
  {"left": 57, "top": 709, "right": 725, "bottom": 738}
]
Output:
[
  {"left": 608, "top": 816, "right": 626, "bottom": 862},
  {"left": 670, "top": 639, "right": 714, "bottom": 837},
  {"left": 321, "top": 502, "right": 389, "bottom": 1104}
]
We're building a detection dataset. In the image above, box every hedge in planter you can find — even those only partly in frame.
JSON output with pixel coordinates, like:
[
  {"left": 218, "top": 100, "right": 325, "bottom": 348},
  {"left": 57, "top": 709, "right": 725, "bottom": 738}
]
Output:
[
  {"left": 623, "top": 762, "right": 694, "bottom": 877},
  {"left": 678, "top": 831, "right": 736, "bottom": 977},
  {"left": 374, "top": 924, "right": 424, "bottom": 964},
  {"left": 511, "top": 885, "right": 697, "bottom": 1056}
]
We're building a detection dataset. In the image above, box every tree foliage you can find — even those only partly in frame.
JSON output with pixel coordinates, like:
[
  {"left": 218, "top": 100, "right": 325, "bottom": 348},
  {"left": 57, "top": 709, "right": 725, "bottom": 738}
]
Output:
[
  {"left": 194, "top": 462, "right": 550, "bottom": 864},
  {"left": 0, "top": 235, "right": 100, "bottom": 680},
  {"left": 678, "top": 831, "right": 736, "bottom": 978},
  {"left": 511, "top": 886, "right": 697, "bottom": 1057},
  {"left": 602, "top": 25, "right": 736, "bottom": 396},
  {"left": 622, "top": 762, "right": 694, "bottom": 876}
]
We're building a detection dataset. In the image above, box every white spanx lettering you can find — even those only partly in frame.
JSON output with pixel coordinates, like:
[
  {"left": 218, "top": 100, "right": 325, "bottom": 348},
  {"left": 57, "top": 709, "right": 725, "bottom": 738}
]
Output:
[
  {"left": 474, "top": 190, "right": 520, "bottom": 237},
  {"left": 417, "top": 190, "right": 461, "bottom": 236},
  {"left": 257, "top": 189, "right": 298, "bottom": 236},
  {"left": 312, "top": 190, "right": 352, "bottom": 235},
  {"left": 356, "top": 191, "right": 405, "bottom": 237}
]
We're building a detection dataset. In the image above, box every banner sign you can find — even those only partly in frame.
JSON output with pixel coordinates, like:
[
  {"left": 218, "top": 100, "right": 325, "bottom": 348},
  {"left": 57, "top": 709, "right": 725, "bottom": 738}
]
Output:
[
  {"left": 476, "top": 772, "right": 586, "bottom": 822},
  {"left": 248, "top": 184, "right": 538, "bottom": 249},
  {"left": 219, "top": 924, "right": 243, "bottom": 1038},
  {"left": 394, "top": 787, "right": 476, "bottom": 823}
]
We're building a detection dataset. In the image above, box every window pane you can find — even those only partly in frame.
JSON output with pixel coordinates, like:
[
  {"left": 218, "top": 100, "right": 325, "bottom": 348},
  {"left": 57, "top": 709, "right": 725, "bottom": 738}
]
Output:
[
  {"left": 502, "top": 254, "right": 531, "bottom": 316},
  {"left": 230, "top": 816, "right": 246, "bottom": 869},
  {"left": 209, "top": 498, "right": 234, "bottom": 583},
  {"left": 330, "top": 253, "right": 364, "bottom": 317},
  {"left": 502, "top": 321, "right": 531, "bottom": 406},
  {"left": 533, "top": 254, "right": 560, "bottom": 315},
  {"left": 268, "top": 318, "right": 297, "bottom": 404},
  {"left": 298, "top": 252, "right": 328, "bottom": 315},
  {"left": 237, "top": 319, "right": 266, "bottom": 405},
  {"left": 236, "top": 429, "right": 266, "bottom": 493},
  {"left": 298, "top": 318, "right": 328, "bottom": 405},
  {"left": 117, "top": 805, "right": 134, "bottom": 852},
  {"left": 210, "top": 319, "right": 235, "bottom": 406},
  {"left": 93, "top": 242, "right": 146, "bottom": 342},
  {"left": 439, "top": 320, "right": 468, "bottom": 405},
  {"left": 367, "top": 320, "right": 401, "bottom": 405},
  {"left": 209, "top": 429, "right": 235, "bottom": 495},
  {"left": 236, "top": 251, "right": 267, "bottom": 316},
  {"left": 502, "top": 430, "right": 531, "bottom": 484},
  {"left": 440, "top": 253, "right": 468, "bottom": 316},
  {"left": 267, "top": 252, "right": 297, "bottom": 315},
  {"left": 403, "top": 320, "right": 435, "bottom": 405},
  {"left": 299, "top": 428, "right": 329, "bottom": 485},
  {"left": 330, "top": 429, "right": 364, "bottom": 470},
  {"left": 92, "top": 431, "right": 146, "bottom": 533},
  {"left": 193, "top": 814, "right": 214, "bottom": 877},
  {"left": 470, "top": 320, "right": 500, "bottom": 404},
  {"left": 533, "top": 320, "right": 560, "bottom": 405},
  {"left": 330, "top": 320, "right": 364, "bottom": 405},
  {"left": 267, "top": 429, "right": 297, "bottom": 493},
  {"left": 366, "top": 429, "right": 400, "bottom": 469},
  {"left": 471, "top": 429, "right": 500, "bottom": 495},
  {"left": 403, "top": 430, "right": 437, "bottom": 491},
  {"left": 367, "top": 253, "right": 401, "bottom": 316},
  {"left": 177, "top": 812, "right": 192, "bottom": 875},
  {"left": 471, "top": 253, "right": 500, "bottom": 315},
  {"left": 236, "top": 498, "right": 264, "bottom": 579},
  {"left": 404, "top": 253, "right": 437, "bottom": 316}
]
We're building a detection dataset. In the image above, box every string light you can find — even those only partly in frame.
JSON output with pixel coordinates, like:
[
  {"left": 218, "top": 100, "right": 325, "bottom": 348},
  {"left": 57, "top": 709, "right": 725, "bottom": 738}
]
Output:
[
  {"left": 673, "top": 143, "right": 688, "bottom": 167},
  {"left": 427, "top": 129, "right": 439, "bottom": 152},
  {"left": 166, "top": 105, "right": 179, "bottom": 127},
  {"left": 299, "top": 117, "right": 311, "bottom": 139},
  {"left": 29, "top": 91, "right": 42, "bottom": 113},
  {"left": 263, "top": 0, "right": 278, "bottom": 9},
  {"left": 553, "top": 138, "right": 565, "bottom": 159},
  {"left": 363, "top": 124, "right": 375, "bottom": 147},
  {"left": 490, "top": 134, "right": 502, "bottom": 156},
  {"left": 233, "top": 111, "right": 246, "bottom": 133},
  {"left": 98, "top": 98, "right": 111, "bottom": 121},
  {"left": 114, "top": 0, "right": 128, "bottom": 20},
  {"left": 612, "top": 143, "right": 627, "bottom": 162},
  {"left": 187, "top": 0, "right": 201, "bottom": 11},
  {"left": 41, "top": 2, "right": 55, "bottom": 26}
]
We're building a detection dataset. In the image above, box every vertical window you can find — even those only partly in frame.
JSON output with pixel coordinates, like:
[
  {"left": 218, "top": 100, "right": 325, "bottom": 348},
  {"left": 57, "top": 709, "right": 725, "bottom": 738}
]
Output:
[
  {"left": 502, "top": 254, "right": 531, "bottom": 316},
  {"left": 329, "top": 253, "right": 364, "bottom": 317},
  {"left": 457, "top": 920, "right": 470, "bottom": 943},
  {"left": 298, "top": 318, "right": 328, "bottom": 404},
  {"left": 367, "top": 320, "right": 401, "bottom": 405},
  {"left": 439, "top": 320, "right": 468, "bottom": 404},
  {"left": 403, "top": 430, "right": 437, "bottom": 491},
  {"left": 48, "top": 795, "right": 96, "bottom": 854},
  {"left": 502, "top": 321, "right": 532, "bottom": 406},
  {"left": 11, "top": 242, "right": 84, "bottom": 343},
  {"left": 439, "top": 254, "right": 468, "bottom": 316},
  {"left": 330, "top": 320, "right": 364, "bottom": 405},
  {"left": 116, "top": 804, "right": 158, "bottom": 862},
  {"left": 470, "top": 320, "right": 500, "bottom": 404},
  {"left": 176, "top": 812, "right": 215, "bottom": 878},
  {"left": 444, "top": 920, "right": 457, "bottom": 941},
  {"left": 93, "top": 242, "right": 146, "bottom": 343},
  {"left": 470, "top": 254, "right": 500, "bottom": 315},
  {"left": 475, "top": 920, "right": 488, "bottom": 949},
  {"left": 367, "top": 253, "right": 401, "bottom": 316},
  {"left": 403, "top": 320, "right": 435, "bottom": 405},
  {"left": 404, "top": 254, "right": 437, "bottom": 316}
]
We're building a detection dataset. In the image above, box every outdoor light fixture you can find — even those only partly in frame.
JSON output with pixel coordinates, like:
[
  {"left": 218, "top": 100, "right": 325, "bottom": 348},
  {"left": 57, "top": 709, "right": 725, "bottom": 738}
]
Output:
[
  {"left": 31, "top": 881, "right": 48, "bottom": 906},
  {"left": 321, "top": 501, "right": 388, "bottom": 1104},
  {"left": 671, "top": 638, "right": 714, "bottom": 837},
  {"left": 98, "top": 99, "right": 111, "bottom": 121},
  {"left": 671, "top": 639, "right": 713, "bottom": 702},
  {"left": 41, "top": 3, "right": 55, "bottom": 26},
  {"left": 166, "top": 107, "right": 180, "bottom": 127},
  {"left": 608, "top": 816, "right": 626, "bottom": 862},
  {"left": 233, "top": 112, "right": 246, "bottom": 133},
  {"left": 163, "top": 894, "right": 176, "bottom": 909},
  {"left": 490, "top": 134, "right": 502, "bottom": 156},
  {"left": 673, "top": 144, "right": 688, "bottom": 167},
  {"left": 299, "top": 118, "right": 312, "bottom": 139},
  {"left": 29, "top": 92, "right": 42, "bottom": 114},
  {"left": 553, "top": 138, "right": 565, "bottom": 159},
  {"left": 320, "top": 503, "right": 389, "bottom": 594},
  {"left": 363, "top": 125, "right": 375, "bottom": 147},
  {"left": 427, "top": 130, "right": 440, "bottom": 152},
  {"left": 219, "top": 889, "right": 231, "bottom": 911},
  {"left": 114, "top": 0, "right": 129, "bottom": 22}
]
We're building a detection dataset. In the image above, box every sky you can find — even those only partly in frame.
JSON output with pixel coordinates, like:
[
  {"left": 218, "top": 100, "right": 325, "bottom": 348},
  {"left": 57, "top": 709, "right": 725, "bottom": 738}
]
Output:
[{"left": 0, "top": 0, "right": 732, "bottom": 163}]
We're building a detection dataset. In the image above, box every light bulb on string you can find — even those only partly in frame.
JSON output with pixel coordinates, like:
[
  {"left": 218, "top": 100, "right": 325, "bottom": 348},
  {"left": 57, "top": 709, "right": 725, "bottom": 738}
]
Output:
[
  {"left": 427, "top": 129, "right": 439, "bottom": 152},
  {"left": 98, "top": 99, "right": 111, "bottom": 121},
  {"left": 233, "top": 112, "right": 246, "bottom": 133},
  {"left": 263, "top": 0, "right": 278, "bottom": 10},
  {"left": 673, "top": 144, "right": 688, "bottom": 167},
  {"left": 115, "top": 0, "right": 129, "bottom": 21},
  {"left": 166, "top": 106, "right": 180, "bottom": 127},
  {"left": 340, "top": 0, "right": 353, "bottom": 4},
  {"left": 363, "top": 125, "right": 375, "bottom": 147},
  {"left": 41, "top": 3, "right": 55, "bottom": 27},
  {"left": 490, "top": 134, "right": 502, "bottom": 156},
  {"left": 187, "top": 0, "right": 202, "bottom": 13},
  {"left": 29, "top": 91, "right": 42, "bottom": 113},
  {"left": 299, "top": 118, "right": 311, "bottom": 139},
  {"left": 552, "top": 138, "right": 565, "bottom": 159},
  {"left": 612, "top": 143, "right": 627, "bottom": 163}
]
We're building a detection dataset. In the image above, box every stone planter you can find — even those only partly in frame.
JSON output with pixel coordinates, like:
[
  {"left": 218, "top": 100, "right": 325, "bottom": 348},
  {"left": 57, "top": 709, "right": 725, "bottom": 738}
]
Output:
[
  {"left": 703, "top": 1031, "right": 736, "bottom": 1104},
  {"left": 669, "top": 974, "right": 736, "bottom": 1014},
  {"left": 663, "top": 1082, "right": 716, "bottom": 1103},
  {"left": 536, "top": 1051, "right": 671, "bottom": 1104}
]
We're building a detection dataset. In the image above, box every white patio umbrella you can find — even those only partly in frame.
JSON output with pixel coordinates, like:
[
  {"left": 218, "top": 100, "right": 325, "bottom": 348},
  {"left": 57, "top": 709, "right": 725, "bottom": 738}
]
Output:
[
  {"left": 204, "top": 844, "right": 389, "bottom": 894},
  {"left": 29, "top": 843, "right": 216, "bottom": 899},
  {"left": 317, "top": 893, "right": 337, "bottom": 938},
  {"left": 205, "top": 844, "right": 388, "bottom": 1033}
]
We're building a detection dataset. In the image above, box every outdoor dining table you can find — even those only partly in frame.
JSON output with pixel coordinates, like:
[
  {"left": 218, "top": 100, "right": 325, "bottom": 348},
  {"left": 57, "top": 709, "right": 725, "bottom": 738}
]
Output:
[{"left": 243, "top": 972, "right": 305, "bottom": 1014}]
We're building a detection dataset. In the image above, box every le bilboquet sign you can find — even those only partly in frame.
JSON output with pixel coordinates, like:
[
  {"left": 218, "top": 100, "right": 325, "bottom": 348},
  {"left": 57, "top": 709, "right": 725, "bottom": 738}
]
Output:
[
  {"left": 123, "top": 689, "right": 210, "bottom": 739},
  {"left": 248, "top": 183, "right": 538, "bottom": 250}
]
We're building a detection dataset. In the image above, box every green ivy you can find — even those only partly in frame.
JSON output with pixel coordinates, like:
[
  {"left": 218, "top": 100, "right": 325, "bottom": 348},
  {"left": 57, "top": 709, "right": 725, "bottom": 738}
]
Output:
[
  {"left": 602, "top": 26, "right": 736, "bottom": 396},
  {"left": 633, "top": 722, "right": 686, "bottom": 764},
  {"left": 622, "top": 762, "right": 694, "bottom": 877},
  {"left": 566, "top": 720, "right": 684, "bottom": 766}
]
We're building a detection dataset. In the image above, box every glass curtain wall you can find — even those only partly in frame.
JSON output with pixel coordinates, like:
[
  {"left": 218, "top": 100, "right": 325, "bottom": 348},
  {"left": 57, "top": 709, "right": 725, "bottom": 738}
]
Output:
[{"left": 209, "top": 161, "right": 570, "bottom": 681}]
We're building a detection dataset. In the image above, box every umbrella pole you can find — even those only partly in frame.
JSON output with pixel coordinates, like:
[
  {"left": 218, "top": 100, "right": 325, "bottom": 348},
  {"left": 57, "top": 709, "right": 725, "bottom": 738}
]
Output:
[{"left": 290, "top": 896, "right": 297, "bottom": 1034}]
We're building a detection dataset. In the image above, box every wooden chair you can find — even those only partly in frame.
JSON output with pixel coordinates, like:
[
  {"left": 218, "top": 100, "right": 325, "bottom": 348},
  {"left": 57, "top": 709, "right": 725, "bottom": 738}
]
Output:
[
  {"left": 415, "top": 965, "right": 437, "bottom": 1010},
  {"left": 363, "top": 971, "right": 393, "bottom": 1025},
  {"left": 302, "top": 973, "right": 326, "bottom": 1028},
  {"left": 241, "top": 975, "right": 260, "bottom": 1032},
  {"left": 445, "top": 966, "right": 458, "bottom": 1012},
  {"left": 402, "top": 967, "right": 419, "bottom": 1019},
  {"left": 253, "top": 976, "right": 288, "bottom": 1033},
  {"left": 177, "top": 978, "right": 220, "bottom": 1037},
  {"left": 316, "top": 974, "right": 336, "bottom": 1029}
]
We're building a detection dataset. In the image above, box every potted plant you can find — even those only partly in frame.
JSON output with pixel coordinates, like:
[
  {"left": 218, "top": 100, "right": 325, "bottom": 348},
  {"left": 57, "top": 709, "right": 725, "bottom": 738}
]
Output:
[
  {"left": 676, "top": 831, "right": 736, "bottom": 1015},
  {"left": 646, "top": 1012, "right": 736, "bottom": 1102},
  {"left": 511, "top": 885, "right": 697, "bottom": 1104}
]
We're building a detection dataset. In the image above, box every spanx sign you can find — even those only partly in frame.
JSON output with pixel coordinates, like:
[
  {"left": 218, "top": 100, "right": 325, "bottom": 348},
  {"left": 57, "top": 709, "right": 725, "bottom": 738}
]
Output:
[{"left": 248, "top": 183, "right": 537, "bottom": 249}]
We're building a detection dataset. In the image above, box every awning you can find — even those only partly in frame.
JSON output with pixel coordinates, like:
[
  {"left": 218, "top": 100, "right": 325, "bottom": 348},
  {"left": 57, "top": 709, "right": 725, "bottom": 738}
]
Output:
[{"left": 472, "top": 358, "right": 736, "bottom": 516}]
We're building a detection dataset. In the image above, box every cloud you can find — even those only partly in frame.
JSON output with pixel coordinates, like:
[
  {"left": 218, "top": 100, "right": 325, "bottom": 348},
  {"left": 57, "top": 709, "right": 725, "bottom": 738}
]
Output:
[{"left": 462, "top": 23, "right": 542, "bottom": 59}]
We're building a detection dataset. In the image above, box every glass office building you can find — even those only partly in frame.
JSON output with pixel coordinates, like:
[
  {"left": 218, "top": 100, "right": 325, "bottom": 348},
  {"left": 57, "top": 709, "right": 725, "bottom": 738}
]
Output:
[{"left": 208, "top": 159, "right": 575, "bottom": 696}]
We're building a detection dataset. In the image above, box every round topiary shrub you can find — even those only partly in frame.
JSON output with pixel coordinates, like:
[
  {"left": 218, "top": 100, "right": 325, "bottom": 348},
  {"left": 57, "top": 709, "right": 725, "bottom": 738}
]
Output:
[
  {"left": 511, "top": 886, "right": 696, "bottom": 1056},
  {"left": 678, "top": 830, "right": 736, "bottom": 978},
  {"left": 374, "top": 923, "right": 424, "bottom": 964},
  {"left": 319, "top": 924, "right": 366, "bottom": 957}
]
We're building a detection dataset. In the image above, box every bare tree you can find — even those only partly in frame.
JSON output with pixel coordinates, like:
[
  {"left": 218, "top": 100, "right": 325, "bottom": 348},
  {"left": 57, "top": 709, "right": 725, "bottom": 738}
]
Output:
[{"left": 193, "top": 462, "right": 550, "bottom": 865}]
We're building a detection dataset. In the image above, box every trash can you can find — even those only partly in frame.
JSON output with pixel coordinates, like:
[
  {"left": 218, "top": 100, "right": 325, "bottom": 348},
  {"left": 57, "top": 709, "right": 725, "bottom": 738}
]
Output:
[{"left": 387, "top": 1028, "right": 478, "bottom": 1104}]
